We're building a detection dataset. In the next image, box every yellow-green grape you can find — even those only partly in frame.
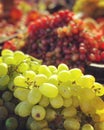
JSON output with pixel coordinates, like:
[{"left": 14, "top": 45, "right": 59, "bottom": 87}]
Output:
[
  {"left": 82, "top": 124, "right": 94, "bottom": 130},
  {"left": 1, "top": 49, "right": 13, "bottom": 57},
  {"left": 63, "top": 97, "right": 73, "bottom": 107},
  {"left": 30, "top": 119, "right": 48, "bottom": 130},
  {"left": 94, "top": 122, "right": 104, "bottom": 130},
  {"left": 0, "top": 63, "right": 8, "bottom": 77},
  {"left": 5, "top": 117, "right": 18, "bottom": 130},
  {"left": 35, "top": 74, "right": 48, "bottom": 86},
  {"left": 39, "top": 96, "right": 49, "bottom": 107},
  {"left": 48, "top": 74, "right": 58, "bottom": 86},
  {"left": 48, "top": 65, "right": 58, "bottom": 73},
  {"left": 92, "top": 82, "right": 104, "bottom": 96},
  {"left": 18, "top": 62, "right": 29, "bottom": 73},
  {"left": 28, "top": 87, "right": 42, "bottom": 105},
  {"left": 14, "top": 88, "right": 29, "bottom": 101},
  {"left": 15, "top": 101, "right": 32, "bottom": 117},
  {"left": 39, "top": 83, "right": 58, "bottom": 98},
  {"left": 72, "top": 96, "right": 79, "bottom": 108},
  {"left": 58, "top": 63, "right": 69, "bottom": 72},
  {"left": 49, "top": 94, "right": 63, "bottom": 108},
  {"left": 58, "top": 70, "right": 70, "bottom": 82},
  {"left": 78, "top": 88, "right": 95, "bottom": 100},
  {"left": 3, "top": 56, "right": 15, "bottom": 65},
  {"left": 64, "top": 118, "right": 80, "bottom": 130},
  {"left": 45, "top": 108, "right": 57, "bottom": 122},
  {"left": 38, "top": 65, "right": 52, "bottom": 77},
  {"left": 58, "top": 85, "right": 72, "bottom": 98},
  {"left": 15, "top": 101, "right": 21, "bottom": 115},
  {"left": 80, "top": 98, "right": 94, "bottom": 114},
  {"left": 2, "top": 91, "right": 13, "bottom": 102},
  {"left": 76, "top": 75, "right": 95, "bottom": 88},
  {"left": 30, "top": 121, "right": 41, "bottom": 130},
  {"left": 14, "top": 51, "right": 26, "bottom": 64},
  {"left": 68, "top": 68, "right": 83, "bottom": 82},
  {"left": 23, "top": 70, "right": 36, "bottom": 83},
  {"left": 31, "top": 105, "right": 46, "bottom": 121},
  {"left": 30, "top": 61, "right": 41, "bottom": 73},
  {"left": 14, "top": 75, "right": 28, "bottom": 88},
  {"left": 61, "top": 106, "right": 77, "bottom": 119},
  {"left": 0, "top": 75, "right": 10, "bottom": 88}
]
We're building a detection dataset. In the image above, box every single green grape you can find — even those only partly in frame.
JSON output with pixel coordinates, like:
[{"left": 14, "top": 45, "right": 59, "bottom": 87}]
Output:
[
  {"left": 39, "top": 83, "right": 58, "bottom": 98},
  {"left": 31, "top": 105, "right": 46, "bottom": 121},
  {"left": 17, "top": 62, "right": 29, "bottom": 73},
  {"left": 30, "top": 61, "right": 41, "bottom": 73},
  {"left": 14, "top": 75, "right": 28, "bottom": 87},
  {"left": 78, "top": 88, "right": 95, "bottom": 100},
  {"left": 0, "top": 63, "right": 8, "bottom": 77},
  {"left": 5, "top": 117, "right": 18, "bottom": 130},
  {"left": 58, "top": 85, "right": 72, "bottom": 98},
  {"left": 28, "top": 87, "right": 42, "bottom": 105},
  {"left": 48, "top": 65, "right": 58, "bottom": 73},
  {"left": 3, "top": 56, "right": 15, "bottom": 65},
  {"left": 39, "top": 96, "right": 49, "bottom": 107},
  {"left": 16, "top": 101, "right": 32, "bottom": 117},
  {"left": 58, "top": 63, "right": 69, "bottom": 72},
  {"left": 23, "top": 70, "right": 36, "bottom": 82},
  {"left": 72, "top": 96, "right": 79, "bottom": 108},
  {"left": 45, "top": 108, "right": 57, "bottom": 122},
  {"left": 63, "top": 97, "right": 73, "bottom": 107},
  {"left": 64, "top": 118, "right": 80, "bottom": 130},
  {"left": 5, "top": 117, "right": 19, "bottom": 130},
  {"left": 68, "top": 68, "right": 83, "bottom": 82},
  {"left": 76, "top": 75, "right": 95, "bottom": 88},
  {"left": 35, "top": 74, "right": 48, "bottom": 86},
  {"left": 82, "top": 124, "right": 94, "bottom": 130},
  {"left": 1, "top": 49, "right": 13, "bottom": 57},
  {"left": 48, "top": 74, "right": 58, "bottom": 86},
  {"left": 38, "top": 65, "right": 52, "bottom": 77},
  {"left": 61, "top": 106, "right": 77, "bottom": 119},
  {"left": 58, "top": 70, "right": 70, "bottom": 82},
  {"left": 14, "top": 51, "right": 26, "bottom": 64},
  {"left": 2, "top": 91, "right": 13, "bottom": 102},
  {"left": 14, "top": 88, "right": 29, "bottom": 101},
  {"left": 49, "top": 94, "right": 63, "bottom": 108},
  {"left": 0, "top": 75, "right": 10, "bottom": 87}
]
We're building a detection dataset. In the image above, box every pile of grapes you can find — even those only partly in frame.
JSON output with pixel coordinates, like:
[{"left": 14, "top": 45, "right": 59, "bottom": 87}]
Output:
[
  {"left": 73, "top": 0, "right": 104, "bottom": 18},
  {"left": 0, "top": 49, "right": 104, "bottom": 130},
  {"left": 20, "top": 10, "right": 104, "bottom": 72}
]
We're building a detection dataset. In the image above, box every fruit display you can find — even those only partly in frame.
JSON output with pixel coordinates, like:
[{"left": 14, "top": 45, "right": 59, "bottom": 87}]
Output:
[
  {"left": 19, "top": 10, "right": 104, "bottom": 74},
  {"left": 73, "top": 0, "right": 104, "bottom": 19},
  {"left": 0, "top": 49, "right": 104, "bottom": 130}
]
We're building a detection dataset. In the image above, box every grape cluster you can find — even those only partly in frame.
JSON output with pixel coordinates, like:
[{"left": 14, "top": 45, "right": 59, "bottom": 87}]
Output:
[
  {"left": 21, "top": 10, "right": 104, "bottom": 73},
  {"left": 0, "top": 49, "right": 41, "bottom": 130},
  {"left": 0, "top": 49, "right": 104, "bottom": 130}
]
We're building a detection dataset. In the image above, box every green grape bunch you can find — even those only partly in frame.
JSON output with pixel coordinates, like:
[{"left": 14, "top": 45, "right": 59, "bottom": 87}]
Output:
[{"left": 0, "top": 49, "right": 104, "bottom": 130}]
